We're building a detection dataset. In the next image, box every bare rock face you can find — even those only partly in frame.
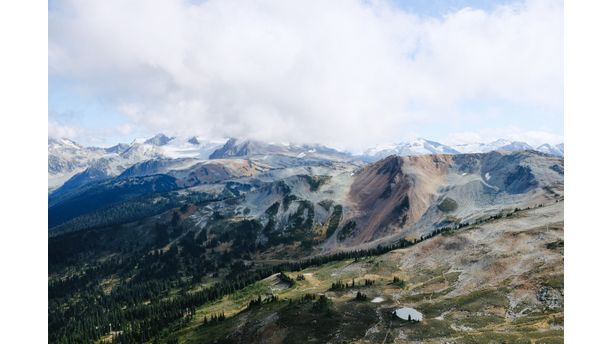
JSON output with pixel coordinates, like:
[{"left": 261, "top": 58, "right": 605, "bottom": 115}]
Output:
[
  {"left": 346, "top": 154, "right": 452, "bottom": 243},
  {"left": 537, "top": 286, "right": 564, "bottom": 310},
  {"left": 479, "top": 151, "right": 538, "bottom": 194},
  {"left": 338, "top": 150, "right": 562, "bottom": 247},
  {"left": 210, "top": 138, "right": 269, "bottom": 158},
  {"left": 144, "top": 133, "right": 174, "bottom": 146}
]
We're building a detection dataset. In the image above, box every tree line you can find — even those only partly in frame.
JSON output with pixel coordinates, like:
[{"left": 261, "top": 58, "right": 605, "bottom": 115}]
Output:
[{"left": 50, "top": 204, "right": 537, "bottom": 343}]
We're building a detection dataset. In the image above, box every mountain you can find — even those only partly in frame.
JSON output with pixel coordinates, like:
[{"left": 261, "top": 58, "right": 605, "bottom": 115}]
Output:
[
  {"left": 209, "top": 138, "right": 352, "bottom": 161},
  {"left": 50, "top": 149, "right": 563, "bottom": 243},
  {"left": 360, "top": 138, "right": 460, "bottom": 162},
  {"left": 49, "top": 135, "right": 563, "bottom": 196},
  {"left": 48, "top": 134, "right": 224, "bottom": 192},
  {"left": 48, "top": 138, "right": 109, "bottom": 190},
  {"left": 105, "top": 143, "right": 130, "bottom": 154},
  {"left": 144, "top": 133, "right": 174, "bottom": 146},
  {"left": 121, "top": 135, "right": 223, "bottom": 160},
  {"left": 188, "top": 136, "right": 200, "bottom": 145},
  {"left": 498, "top": 140, "right": 533, "bottom": 151},
  {"left": 335, "top": 150, "right": 562, "bottom": 245},
  {"left": 48, "top": 146, "right": 564, "bottom": 343},
  {"left": 117, "top": 157, "right": 199, "bottom": 179},
  {"left": 209, "top": 138, "right": 282, "bottom": 158},
  {"left": 449, "top": 138, "right": 532, "bottom": 154},
  {"left": 536, "top": 143, "right": 564, "bottom": 156},
  {"left": 50, "top": 157, "right": 125, "bottom": 200},
  {"left": 359, "top": 138, "right": 565, "bottom": 161}
]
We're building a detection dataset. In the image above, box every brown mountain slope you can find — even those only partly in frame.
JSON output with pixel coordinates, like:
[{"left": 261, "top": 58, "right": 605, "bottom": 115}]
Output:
[
  {"left": 334, "top": 151, "right": 563, "bottom": 247},
  {"left": 348, "top": 155, "right": 454, "bottom": 243}
]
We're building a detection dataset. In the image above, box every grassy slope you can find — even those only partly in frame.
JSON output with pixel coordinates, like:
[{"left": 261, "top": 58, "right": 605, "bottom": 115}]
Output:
[{"left": 169, "top": 202, "right": 564, "bottom": 343}]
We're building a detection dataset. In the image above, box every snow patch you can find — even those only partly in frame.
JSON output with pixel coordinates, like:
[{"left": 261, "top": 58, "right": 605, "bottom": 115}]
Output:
[
  {"left": 371, "top": 297, "right": 384, "bottom": 303},
  {"left": 394, "top": 307, "right": 423, "bottom": 321}
]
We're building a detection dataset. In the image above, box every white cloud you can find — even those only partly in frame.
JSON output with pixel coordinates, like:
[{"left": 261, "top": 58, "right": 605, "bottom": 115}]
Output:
[
  {"left": 48, "top": 120, "right": 80, "bottom": 140},
  {"left": 48, "top": 119, "right": 138, "bottom": 147},
  {"left": 49, "top": 0, "right": 563, "bottom": 151}
]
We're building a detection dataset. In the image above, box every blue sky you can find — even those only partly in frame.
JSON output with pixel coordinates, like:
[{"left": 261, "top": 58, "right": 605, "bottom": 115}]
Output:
[
  {"left": 49, "top": 76, "right": 150, "bottom": 146},
  {"left": 392, "top": 0, "right": 516, "bottom": 16},
  {"left": 49, "top": 0, "right": 563, "bottom": 150}
]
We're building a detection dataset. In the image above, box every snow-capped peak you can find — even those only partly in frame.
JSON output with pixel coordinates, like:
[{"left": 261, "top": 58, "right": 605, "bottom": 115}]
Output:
[
  {"left": 48, "top": 137, "right": 83, "bottom": 150},
  {"left": 361, "top": 138, "right": 459, "bottom": 161},
  {"left": 48, "top": 135, "right": 225, "bottom": 191},
  {"left": 536, "top": 143, "right": 564, "bottom": 156},
  {"left": 362, "top": 138, "right": 562, "bottom": 160}
]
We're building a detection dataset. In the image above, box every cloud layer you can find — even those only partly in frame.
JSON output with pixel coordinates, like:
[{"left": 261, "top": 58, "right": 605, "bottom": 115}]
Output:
[{"left": 49, "top": 0, "right": 563, "bottom": 150}]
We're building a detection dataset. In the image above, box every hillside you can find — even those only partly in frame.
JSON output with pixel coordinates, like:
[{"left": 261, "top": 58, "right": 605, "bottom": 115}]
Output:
[
  {"left": 48, "top": 145, "right": 563, "bottom": 343},
  {"left": 176, "top": 201, "right": 563, "bottom": 344}
]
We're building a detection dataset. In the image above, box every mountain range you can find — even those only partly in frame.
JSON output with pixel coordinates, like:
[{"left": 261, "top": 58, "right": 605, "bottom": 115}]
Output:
[
  {"left": 48, "top": 135, "right": 222, "bottom": 191},
  {"left": 49, "top": 134, "right": 563, "bottom": 192},
  {"left": 48, "top": 133, "right": 564, "bottom": 343},
  {"left": 48, "top": 133, "right": 564, "bottom": 240},
  {"left": 360, "top": 138, "right": 563, "bottom": 161}
]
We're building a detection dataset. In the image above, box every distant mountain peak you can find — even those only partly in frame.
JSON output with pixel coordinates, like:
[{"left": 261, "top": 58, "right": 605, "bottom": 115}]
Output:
[
  {"left": 536, "top": 143, "right": 564, "bottom": 156},
  {"left": 48, "top": 137, "right": 82, "bottom": 150},
  {"left": 490, "top": 138, "right": 511, "bottom": 145},
  {"left": 209, "top": 138, "right": 268, "bottom": 159},
  {"left": 105, "top": 143, "right": 130, "bottom": 154},
  {"left": 360, "top": 138, "right": 459, "bottom": 162},
  {"left": 145, "top": 133, "right": 174, "bottom": 146},
  {"left": 361, "top": 138, "right": 563, "bottom": 160},
  {"left": 187, "top": 136, "right": 200, "bottom": 145},
  {"left": 498, "top": 141, "right": 533, "bottom": 152},
  {"left": 208, "top": 137, "right": 351, "bottom": 160}
]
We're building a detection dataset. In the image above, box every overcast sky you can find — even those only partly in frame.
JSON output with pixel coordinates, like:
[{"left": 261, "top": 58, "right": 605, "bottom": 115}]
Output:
[{"left": 48, "top": 0, "right": 563, "bottom": 151}]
